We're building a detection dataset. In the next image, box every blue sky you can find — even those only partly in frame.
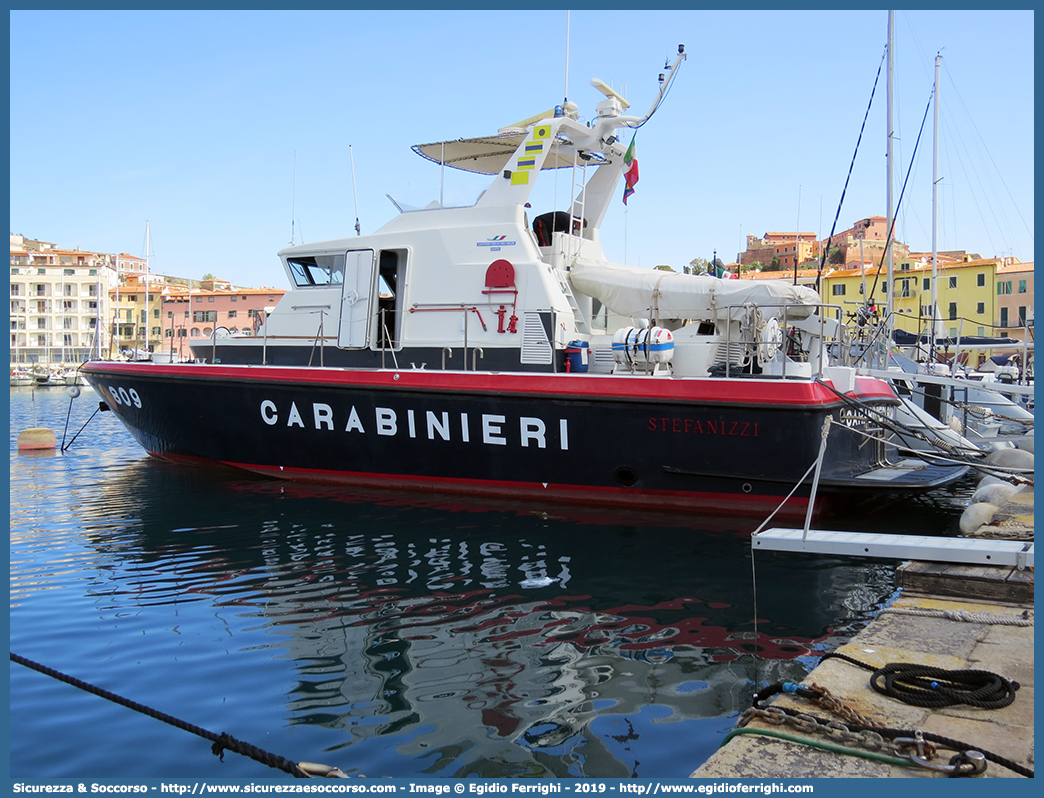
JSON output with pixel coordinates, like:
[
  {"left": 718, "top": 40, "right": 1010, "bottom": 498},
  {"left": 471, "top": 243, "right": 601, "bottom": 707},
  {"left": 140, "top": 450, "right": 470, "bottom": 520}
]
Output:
[{"left": 9, "top": 9, "right": 1034, "bottom": 289}]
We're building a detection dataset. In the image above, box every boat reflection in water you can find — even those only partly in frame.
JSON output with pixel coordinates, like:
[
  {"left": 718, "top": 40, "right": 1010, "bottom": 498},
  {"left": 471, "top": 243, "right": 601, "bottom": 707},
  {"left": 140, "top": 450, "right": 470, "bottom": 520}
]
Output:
[{"left": 74, "top": 457, "right": 909, "bottom": 778}]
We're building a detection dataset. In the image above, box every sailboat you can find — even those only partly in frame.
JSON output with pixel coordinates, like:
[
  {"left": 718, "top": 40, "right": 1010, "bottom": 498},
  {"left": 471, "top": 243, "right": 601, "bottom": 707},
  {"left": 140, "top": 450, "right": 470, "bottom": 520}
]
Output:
[{"left": 855, "top": 17, "right": 1032, "bottom": 445}]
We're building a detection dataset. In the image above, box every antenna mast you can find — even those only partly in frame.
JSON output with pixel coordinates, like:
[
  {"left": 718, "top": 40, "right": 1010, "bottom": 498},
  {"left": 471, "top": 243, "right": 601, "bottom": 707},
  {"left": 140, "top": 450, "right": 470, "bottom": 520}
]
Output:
[
  {"left": 563, "top": 10, "right": 570, "bottom": 105},
  {"left": 350, "top": 144, "right": 361, "bottom": 236},
  {"left": 144, "top": 220, "right": 150, "bottom": 357},
  {"left": 290, "top": 151, "right": 296, "bottom": 245}
]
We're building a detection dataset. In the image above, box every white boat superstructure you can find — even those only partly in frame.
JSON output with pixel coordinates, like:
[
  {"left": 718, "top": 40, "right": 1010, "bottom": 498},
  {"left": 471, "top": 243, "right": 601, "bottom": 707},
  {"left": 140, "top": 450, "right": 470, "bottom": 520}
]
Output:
[{"left": 190, "top": 46, "right": 840, "bottom": 381}]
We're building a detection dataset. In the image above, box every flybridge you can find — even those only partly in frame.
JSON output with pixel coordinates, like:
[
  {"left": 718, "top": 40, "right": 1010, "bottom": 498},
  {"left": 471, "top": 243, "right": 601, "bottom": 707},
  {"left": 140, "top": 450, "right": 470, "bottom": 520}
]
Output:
[{"left": 412, "top": 45, "right": 688, "bottom": 227}]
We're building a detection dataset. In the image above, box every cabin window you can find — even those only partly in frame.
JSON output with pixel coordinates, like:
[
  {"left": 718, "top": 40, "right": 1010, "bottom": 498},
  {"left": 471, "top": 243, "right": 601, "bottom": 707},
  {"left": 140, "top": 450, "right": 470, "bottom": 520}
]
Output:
[{"left": 287, "top": 253, "right": 346, "bottom": 287}]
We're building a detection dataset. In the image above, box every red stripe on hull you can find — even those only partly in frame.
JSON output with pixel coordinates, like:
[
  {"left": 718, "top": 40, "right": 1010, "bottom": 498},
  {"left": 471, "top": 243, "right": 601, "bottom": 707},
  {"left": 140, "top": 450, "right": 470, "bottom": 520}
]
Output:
[
  {"left": 82, "top": 361, "right": 897, "bottom": 408},
  {"left": 149, "top": 450, "right": 813, "bottom": 521}
]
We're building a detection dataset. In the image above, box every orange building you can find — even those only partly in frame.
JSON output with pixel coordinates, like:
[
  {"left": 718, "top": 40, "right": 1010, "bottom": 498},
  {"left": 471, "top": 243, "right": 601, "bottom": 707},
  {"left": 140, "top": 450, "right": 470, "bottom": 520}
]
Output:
[
  {"left": 995, "top": 260, "right": 1034, "bottom": 340},
  {"left": 737, "top": 231, "right": 821, "bottom": 270}
]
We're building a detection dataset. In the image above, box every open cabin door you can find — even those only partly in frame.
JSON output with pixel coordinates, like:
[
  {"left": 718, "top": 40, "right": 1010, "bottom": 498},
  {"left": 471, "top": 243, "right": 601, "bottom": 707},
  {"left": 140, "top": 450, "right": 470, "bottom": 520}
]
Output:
[{"left": 338, "top": 249, "right": 376, "bottom": 348}]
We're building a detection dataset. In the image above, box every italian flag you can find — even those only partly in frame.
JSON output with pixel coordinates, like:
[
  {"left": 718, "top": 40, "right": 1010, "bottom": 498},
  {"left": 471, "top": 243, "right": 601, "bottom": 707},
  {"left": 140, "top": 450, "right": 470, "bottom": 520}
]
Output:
[{"left": 622, "top": 137, "right": 639, "bottom": 204}]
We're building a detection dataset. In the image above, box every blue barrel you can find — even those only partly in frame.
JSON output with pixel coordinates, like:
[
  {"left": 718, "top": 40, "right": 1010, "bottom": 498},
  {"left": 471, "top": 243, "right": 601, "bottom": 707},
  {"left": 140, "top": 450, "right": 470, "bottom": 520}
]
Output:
[{"left": 565, "top": 340, "right": 590, "bottom": 373}]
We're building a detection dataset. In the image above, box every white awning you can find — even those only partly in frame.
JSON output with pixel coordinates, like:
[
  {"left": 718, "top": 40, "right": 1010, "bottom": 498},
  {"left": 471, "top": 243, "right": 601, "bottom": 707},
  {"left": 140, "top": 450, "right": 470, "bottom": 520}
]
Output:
[{"left": 413, "top": 135, "right": 583, "bottom": 175}]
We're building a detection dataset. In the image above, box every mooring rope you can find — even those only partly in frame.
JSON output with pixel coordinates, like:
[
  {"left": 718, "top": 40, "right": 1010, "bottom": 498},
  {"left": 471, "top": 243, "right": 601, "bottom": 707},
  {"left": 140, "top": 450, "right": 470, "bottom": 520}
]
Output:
[
  {"left": 819, "top": 652, "right": 1020, "bottom": 710},
  {"left": 11, "top": 652, "right": 310, "bottom": 777},
  {"left": 881, "top": 606, "right": 1033, "bottom": 626}
]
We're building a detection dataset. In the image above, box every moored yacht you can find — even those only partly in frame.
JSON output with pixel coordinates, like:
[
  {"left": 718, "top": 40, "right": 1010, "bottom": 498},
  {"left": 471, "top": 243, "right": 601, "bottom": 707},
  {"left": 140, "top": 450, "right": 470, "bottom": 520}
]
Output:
[{"left": 81, "top": 46, "right": 967, "bottom": 518}]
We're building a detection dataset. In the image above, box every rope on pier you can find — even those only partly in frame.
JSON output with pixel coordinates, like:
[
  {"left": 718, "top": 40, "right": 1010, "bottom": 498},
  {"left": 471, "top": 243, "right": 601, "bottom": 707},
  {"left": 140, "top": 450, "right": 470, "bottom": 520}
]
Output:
[
  {"left": 820, "top": 651, "right": 1020, "bottom": 710},
  {"left": 10, "top": 652, "right": 347, "bottom": 778},
  {"left": 881, "top": 606, "right": 1033, "bottom": 626}
]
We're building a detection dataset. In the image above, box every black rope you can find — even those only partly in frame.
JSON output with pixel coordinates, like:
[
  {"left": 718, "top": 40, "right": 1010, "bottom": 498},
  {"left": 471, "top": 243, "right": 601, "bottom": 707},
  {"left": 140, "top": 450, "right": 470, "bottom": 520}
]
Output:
[
  {"left": 813, "top": 377, "right": 988, "bottom": 464},
  {"left": 11, "top": 652, "right": 308, "bottom": 778},
  {"left": 60, "top": 401, "right": 110, "bottom": 452},
  {"left": 821, "top": 652, "right": 1020, "bottom": 710},
  {"left": 751, "top": 681, "right": 1033, "bottom": 777}
]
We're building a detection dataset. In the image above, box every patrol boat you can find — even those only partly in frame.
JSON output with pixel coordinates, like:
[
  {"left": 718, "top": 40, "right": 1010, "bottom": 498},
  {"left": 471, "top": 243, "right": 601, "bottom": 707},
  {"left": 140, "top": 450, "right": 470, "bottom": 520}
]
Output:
[{"left": 81, "top": 46, "right": 966, "bottom": 519}]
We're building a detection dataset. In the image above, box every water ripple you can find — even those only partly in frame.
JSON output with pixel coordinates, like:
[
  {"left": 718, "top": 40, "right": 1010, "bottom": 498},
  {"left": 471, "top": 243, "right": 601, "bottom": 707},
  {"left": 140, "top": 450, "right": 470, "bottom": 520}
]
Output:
[{"left": 9, "top": 387, "right": 968, "bottom": 778}]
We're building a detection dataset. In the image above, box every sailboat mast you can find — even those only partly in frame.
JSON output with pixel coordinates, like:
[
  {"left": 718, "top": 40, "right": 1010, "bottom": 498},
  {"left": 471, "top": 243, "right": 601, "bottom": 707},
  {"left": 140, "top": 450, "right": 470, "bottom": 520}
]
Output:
[
  {"left": 885, "top": 10, "right": 895, "bottom": 344},
  {"left": 144, "top": 220, "right": 151, "bottom": 356},
  {"left": 931, "top": 51, "right": 941, "bottom": 361}
]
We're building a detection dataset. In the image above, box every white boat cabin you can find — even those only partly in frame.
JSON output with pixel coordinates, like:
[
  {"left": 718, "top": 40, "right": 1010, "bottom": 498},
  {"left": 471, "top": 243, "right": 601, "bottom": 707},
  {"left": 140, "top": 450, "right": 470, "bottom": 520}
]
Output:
[{"left": 196, "top": 46, "right": 841, "bottom": 380}]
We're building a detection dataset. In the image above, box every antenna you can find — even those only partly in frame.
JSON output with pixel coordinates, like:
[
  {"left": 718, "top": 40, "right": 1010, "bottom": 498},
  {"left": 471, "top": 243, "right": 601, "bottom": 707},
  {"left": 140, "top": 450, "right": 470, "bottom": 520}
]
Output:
[
  {"left": 290, "top": 150, "right": 296, "bottom": 245},
  {"left": 349, "top": 144, "right": 361, "bottom": 236},
  {"left": 563, "top": 10, "right": 570, "bottom": 106}
]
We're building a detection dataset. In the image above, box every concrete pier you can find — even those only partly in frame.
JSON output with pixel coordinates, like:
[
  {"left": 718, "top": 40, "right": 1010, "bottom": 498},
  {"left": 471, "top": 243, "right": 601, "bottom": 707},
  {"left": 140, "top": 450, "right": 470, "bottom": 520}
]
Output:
[{"left": 693, "top": 563, "right": 1034, "bottom": 779}]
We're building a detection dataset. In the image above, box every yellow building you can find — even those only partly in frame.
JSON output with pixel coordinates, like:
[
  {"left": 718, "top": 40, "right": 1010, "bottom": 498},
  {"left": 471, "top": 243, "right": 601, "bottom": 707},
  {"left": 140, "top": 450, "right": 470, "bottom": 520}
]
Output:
[
  {"left": 109, "top": 274, "right": 167, "bottom": 357},
  {"left": 821, "top": 257, "right": 1001, "bottom": 334}
]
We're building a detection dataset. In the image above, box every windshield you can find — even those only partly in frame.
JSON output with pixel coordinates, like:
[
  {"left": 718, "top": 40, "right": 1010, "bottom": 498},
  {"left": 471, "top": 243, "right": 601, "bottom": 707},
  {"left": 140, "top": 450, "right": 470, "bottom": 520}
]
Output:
[{"left": 286, "top": 254, "right": 346, "bottom": 287}]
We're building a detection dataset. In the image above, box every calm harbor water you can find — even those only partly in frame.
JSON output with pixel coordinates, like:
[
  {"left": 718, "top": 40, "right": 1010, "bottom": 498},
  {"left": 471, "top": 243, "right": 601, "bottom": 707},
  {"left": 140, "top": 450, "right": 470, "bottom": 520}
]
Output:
[{"left": 9, "top": 385, "right": 975, "bottom": 779}]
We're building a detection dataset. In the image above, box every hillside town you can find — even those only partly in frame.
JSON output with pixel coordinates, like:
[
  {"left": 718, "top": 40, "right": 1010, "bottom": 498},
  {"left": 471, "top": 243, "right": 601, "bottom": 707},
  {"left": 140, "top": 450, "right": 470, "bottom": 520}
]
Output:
[{"left": 728, "top": 216, "right": 1033, "bottom": 355}]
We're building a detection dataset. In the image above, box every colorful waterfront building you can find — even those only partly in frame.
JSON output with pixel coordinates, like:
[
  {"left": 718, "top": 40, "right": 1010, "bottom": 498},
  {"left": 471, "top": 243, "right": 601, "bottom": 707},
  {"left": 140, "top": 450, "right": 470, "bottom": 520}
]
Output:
[
  {"left": 158, "top": 279, "right": 285, "bottom": 361},
  {"left": 995, "top": 260, "right": 1034, "bottom": 341},
  {"left": 10, "top": 234, "right": 118, "bottom": 364},
  {"left": 108, "top": 273, "right": 168, "bottom": 358}
]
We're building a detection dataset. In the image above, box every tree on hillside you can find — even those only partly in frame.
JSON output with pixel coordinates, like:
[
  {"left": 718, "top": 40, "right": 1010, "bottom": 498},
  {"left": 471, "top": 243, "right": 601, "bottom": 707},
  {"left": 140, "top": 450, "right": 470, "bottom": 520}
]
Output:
[
  {"left": 828, "top": 248, "right": 846, "bottom": 265},
  {"left": 655, "top": 264, "right": 676, "bottom": 272},
  {"left": 202, "top": 272, "right": 215, "bottom": 280},
  {"left": 687, "top": 257, "right": 710, "bottom": 275}
]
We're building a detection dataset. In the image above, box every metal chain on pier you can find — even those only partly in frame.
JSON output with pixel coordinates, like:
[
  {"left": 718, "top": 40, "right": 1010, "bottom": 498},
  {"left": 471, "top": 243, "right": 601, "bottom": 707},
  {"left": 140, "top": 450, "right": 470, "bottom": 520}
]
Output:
[
  {"left": 10, "top": 652, "right": 349, "bottom": 779},
  {"left": 740, "top": 680, "right": 1033, "bottom": 777},
  {"left": 737, "top": 705, "right": 913, "bottom": 762},
  {"left": 802, "top": 682, "right": 883, "bottom": 730}
]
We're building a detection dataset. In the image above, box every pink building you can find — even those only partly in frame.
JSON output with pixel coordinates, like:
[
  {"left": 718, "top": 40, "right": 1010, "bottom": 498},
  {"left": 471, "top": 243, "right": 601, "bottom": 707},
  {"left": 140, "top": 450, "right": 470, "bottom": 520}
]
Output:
[{"left": 159, "top": 279, "right": 284, "bottom": 360}]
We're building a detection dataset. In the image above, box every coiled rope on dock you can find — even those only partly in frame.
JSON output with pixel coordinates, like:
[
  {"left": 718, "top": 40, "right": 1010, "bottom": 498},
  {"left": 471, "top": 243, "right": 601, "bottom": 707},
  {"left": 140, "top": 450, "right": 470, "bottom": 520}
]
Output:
[
  {"left": 10, "top": 652, "right": 347, "bottom": 778},
  {"left": 820, "top": 651, "right": 1021, "bottom": 710}
]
